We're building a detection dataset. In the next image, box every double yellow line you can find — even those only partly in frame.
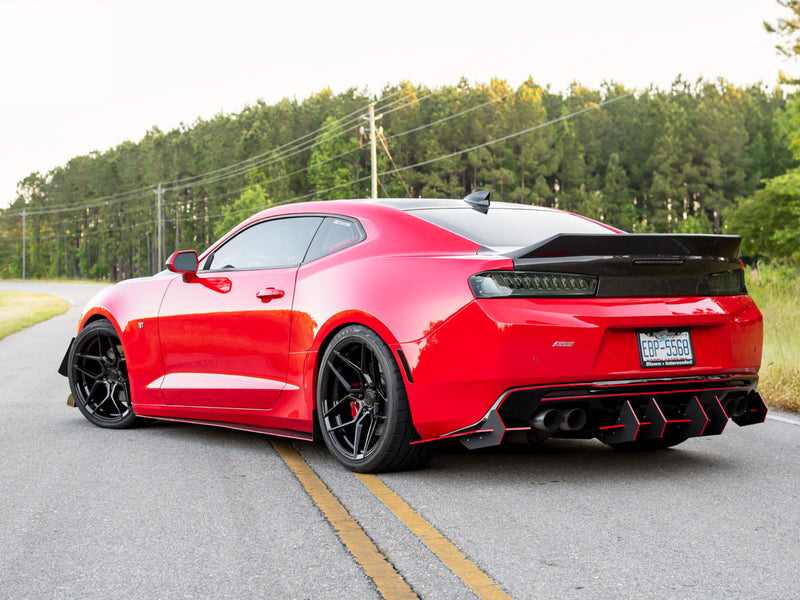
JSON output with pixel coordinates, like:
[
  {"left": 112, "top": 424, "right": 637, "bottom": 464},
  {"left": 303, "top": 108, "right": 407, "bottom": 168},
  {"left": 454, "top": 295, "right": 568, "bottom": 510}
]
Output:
[{"left": 272, "top": 439, "right": 512, "bottom": 600}]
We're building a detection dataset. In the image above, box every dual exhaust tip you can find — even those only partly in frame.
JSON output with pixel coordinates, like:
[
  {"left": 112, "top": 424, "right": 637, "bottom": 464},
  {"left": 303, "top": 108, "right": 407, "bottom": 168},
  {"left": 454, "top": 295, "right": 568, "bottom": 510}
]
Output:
[
  {"left": 530, "top": 407, "right": 587, "bottom": 432},
  {"left": 723, "top": 394, "right": 749, "bottom": 418}
]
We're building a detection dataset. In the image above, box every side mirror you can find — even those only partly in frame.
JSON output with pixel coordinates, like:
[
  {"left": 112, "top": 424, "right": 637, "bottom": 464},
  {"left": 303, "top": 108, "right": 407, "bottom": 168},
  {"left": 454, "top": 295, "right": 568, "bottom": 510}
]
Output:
[{"left": 166, "top": 250, "right": 198, "bottom": 276}]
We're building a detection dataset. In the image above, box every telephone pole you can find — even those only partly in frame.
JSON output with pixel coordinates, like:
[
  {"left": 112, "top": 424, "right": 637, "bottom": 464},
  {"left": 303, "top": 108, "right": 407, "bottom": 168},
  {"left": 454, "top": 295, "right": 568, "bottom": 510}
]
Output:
[
  {"left": 154, "top": 183, "right": 164, "bottom": 271},
  {"left": 21, "top": 208, "right": 26, "bottom": 280},
  {"left": 361, "top": 103, "right": 382, "bottom": 199}
]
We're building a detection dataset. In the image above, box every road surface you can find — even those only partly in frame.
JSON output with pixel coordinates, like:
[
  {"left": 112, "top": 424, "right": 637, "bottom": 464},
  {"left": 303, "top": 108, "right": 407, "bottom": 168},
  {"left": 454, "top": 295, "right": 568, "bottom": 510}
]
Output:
[{"left": 1, "top": 281, "right": 798, "bottom": 599}]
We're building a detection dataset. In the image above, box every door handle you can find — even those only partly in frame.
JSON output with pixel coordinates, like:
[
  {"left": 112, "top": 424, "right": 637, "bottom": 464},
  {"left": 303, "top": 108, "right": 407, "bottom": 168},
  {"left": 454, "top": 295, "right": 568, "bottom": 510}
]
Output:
[{"left": 255, "top": 287, "right": 285, "bottom": 302}]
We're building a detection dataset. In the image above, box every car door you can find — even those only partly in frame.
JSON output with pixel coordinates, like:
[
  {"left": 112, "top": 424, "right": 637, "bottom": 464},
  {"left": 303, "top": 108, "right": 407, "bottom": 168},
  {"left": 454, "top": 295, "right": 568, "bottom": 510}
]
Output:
[{"left": 157, "top": 215, "right": 323, "bottom": 411}]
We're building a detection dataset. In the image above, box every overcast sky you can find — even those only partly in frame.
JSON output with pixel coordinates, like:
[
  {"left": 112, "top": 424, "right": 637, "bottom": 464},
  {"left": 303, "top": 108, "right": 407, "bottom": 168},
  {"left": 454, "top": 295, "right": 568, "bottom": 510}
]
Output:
[{"left": 0, "top": 0, "right": 792, "bottom": 207}]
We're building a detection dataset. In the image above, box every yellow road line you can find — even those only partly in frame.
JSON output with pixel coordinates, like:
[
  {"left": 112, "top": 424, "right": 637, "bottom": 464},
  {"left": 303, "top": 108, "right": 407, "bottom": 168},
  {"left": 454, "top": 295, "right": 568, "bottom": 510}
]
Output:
[
  {"left": 356, "top": 473, "right": 513, "bottom": 600},
  {"left": 271, "top": 439, "right": 418, "bottom": 600}
]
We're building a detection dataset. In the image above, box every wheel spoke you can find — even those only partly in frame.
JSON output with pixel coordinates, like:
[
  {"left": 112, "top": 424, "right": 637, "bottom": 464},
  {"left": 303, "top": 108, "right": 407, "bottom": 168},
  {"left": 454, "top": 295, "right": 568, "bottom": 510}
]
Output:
[
  {"left": 323, "top": 394, "right": 358, "bottom": 418},
  {"left": 351, "top": 409, "right": 373, "bottom": 457},
  {"left": 108, "top": 383, "right": 123, "bottom": 415},
  {"left": 361, "top": 413, "right": 379, "bottom": 454},
  {"left": 96, "top": 333, "right": 108, "bottom": 359},
  {"left": 328, "top": 411, "right": 360, "bottom": 433},
  {"left": 332, "top": 348, "right": 362, "bottom": 378},
  {"left": 86, "top": 382, "right": 113, "bottom": 415},
  {"left": 374, "top": 386, "right": 388, "bottom": 404},
  {"left": 326, "top": 359, "right": 357, "bottom": 392},
  {"left": 368, "top": 349, "right": 379, "bottom": 387},
  {"left": 359, "top": 342, "right": 371, "bottom": 387},
  {"left": 75, "top": 365, "right": 102, "bottom": 380},
  {"left": 84, "top": 380, "right": 101, "bottom": 401}
]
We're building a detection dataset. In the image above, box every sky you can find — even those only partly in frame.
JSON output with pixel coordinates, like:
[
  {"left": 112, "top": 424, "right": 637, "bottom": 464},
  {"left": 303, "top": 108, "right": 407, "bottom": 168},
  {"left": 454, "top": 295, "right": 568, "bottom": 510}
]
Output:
[{"left": 0, "top": 0, "right": 794, "bottom": 208}]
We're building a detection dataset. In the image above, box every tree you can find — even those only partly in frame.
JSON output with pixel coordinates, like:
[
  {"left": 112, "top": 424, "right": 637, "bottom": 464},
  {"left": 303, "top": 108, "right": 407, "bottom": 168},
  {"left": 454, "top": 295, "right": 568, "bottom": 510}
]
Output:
[
  {"left": 765, "top": 0, "right": 800, "bottom": 85},
  {"left": 727, "top": 169, "right": 800, "bottom": 259},
  {"left": 307, "top": 116, "right": 362, "bottom": 199},
  {"left": 602, "top": 153, "right": 637, "bottom": 230}
]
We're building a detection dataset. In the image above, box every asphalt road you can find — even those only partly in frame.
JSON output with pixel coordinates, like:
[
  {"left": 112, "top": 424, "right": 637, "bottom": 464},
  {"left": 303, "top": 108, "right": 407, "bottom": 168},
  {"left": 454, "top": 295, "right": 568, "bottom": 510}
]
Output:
[{"left": 1, "top": 281, "right": 799, "bottom": 600}]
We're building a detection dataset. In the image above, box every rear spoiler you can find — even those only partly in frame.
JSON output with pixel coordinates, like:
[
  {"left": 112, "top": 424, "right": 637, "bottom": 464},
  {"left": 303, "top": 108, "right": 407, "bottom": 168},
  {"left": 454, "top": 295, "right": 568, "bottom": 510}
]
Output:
[
  {"left": 500, "top": 233, "right": 746, "bottom": 297},
  {"left": 505, "top": 233, "right": 742, "bottom": 261}
]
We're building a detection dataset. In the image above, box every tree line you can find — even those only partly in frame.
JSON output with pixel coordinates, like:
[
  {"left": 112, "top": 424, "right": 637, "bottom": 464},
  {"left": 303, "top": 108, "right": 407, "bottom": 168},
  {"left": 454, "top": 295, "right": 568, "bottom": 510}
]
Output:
[{"left": 1, "top": 76, "right": 797, "bottom": 281}]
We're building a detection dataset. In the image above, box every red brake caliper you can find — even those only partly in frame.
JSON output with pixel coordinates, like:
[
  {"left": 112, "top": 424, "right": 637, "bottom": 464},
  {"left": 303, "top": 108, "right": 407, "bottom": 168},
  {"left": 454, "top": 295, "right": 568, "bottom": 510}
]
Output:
[{"left": 350, "top": 382, "right": 360, "bottom": 418}]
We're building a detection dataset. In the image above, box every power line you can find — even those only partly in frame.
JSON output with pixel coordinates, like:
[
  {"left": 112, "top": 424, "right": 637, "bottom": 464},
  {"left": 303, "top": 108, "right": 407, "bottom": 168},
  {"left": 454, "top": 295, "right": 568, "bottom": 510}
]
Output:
[
  {"left": 12, "top": 92, "right": 631, "bottom": 245},
  {"left": 163, "top": 91, "right": 433, "bottom": 192},
  {"left": 1, "top": 90, "right": 415, "bottom": 219},
  {"left": 376, "top": 93, "right": 633, "bottom": 179},
  {"left": 159, "top": 88, "right": 412, "bottom": 189},
  {"left": 0, "top": 90, "right": 438, "bottom": 221}
]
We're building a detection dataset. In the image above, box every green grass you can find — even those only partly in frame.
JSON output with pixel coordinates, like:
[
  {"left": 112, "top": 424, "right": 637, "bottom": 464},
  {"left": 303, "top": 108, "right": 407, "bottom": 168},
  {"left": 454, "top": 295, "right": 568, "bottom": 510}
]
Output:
[
  {"left": 0, "top": 290, "right": 70, "bottom": 340},
  {"left": 746, "top": 264, "right": 800, "bottom": 413}
]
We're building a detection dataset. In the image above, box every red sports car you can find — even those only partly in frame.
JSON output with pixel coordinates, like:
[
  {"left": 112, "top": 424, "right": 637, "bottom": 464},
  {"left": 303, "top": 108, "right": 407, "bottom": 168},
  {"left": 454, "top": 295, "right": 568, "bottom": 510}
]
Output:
[{"left": 59, "top": 192, "right": 767, "bottom": 472}]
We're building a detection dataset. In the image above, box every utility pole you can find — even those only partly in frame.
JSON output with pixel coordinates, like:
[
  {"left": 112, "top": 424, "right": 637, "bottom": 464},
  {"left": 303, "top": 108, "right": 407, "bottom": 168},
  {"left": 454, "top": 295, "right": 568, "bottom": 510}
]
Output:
[
  {"left": 361, "top": 103, "right": 382, "bottom": 199},
  {"left": 21, "top": 208, "right": 26, "bottom": 280},
  {"left": 154, "top": 183, "right": 164, "bottom": 271}
]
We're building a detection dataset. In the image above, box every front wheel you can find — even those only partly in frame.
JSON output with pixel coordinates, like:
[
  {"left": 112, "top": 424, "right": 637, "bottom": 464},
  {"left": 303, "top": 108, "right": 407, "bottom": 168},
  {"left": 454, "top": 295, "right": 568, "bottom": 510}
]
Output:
[
  {"left": 316, "top": 325, "right": 431, "bottom": 473},
  {"left": 68, "top": 320, "right": 140, "bottom": 429}
]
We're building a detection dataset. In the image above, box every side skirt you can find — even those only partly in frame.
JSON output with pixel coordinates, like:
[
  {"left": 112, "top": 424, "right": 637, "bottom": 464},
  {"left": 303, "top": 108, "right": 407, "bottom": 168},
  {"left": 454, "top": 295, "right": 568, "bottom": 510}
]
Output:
[{"left": 142, "top": 415, "right": 314, "bottom": 442}]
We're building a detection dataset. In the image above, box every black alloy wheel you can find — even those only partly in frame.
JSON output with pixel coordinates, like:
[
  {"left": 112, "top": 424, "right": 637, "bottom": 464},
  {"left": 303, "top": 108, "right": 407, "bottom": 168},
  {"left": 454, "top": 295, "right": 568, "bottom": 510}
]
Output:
[
  {"left": 317, "top": 325, "right": 431, "bottom": 473},
  {"left": 68, "top": 320, "right": 139, "bottom": 429}
]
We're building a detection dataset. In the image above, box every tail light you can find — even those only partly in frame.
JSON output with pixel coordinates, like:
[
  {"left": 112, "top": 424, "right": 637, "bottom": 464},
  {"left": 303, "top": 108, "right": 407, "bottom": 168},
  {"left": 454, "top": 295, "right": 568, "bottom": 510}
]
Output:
[
  {"left": 704, "top": 270, "right": 747, "bottom": 295},
  {"left": 469, "top": 271, "right": 598, "bottom": 298}
]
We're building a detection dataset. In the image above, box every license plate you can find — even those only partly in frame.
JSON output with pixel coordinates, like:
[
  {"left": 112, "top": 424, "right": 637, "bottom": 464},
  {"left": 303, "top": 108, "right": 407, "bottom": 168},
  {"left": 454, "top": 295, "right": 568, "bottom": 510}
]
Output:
[{"left": 637, "top": 329, "right": 695, "bottom": 368}]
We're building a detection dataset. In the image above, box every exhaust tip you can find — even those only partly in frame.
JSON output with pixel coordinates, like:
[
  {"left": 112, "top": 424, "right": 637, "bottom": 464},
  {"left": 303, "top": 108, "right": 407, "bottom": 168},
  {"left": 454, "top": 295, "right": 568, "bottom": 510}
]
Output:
[
  {"left": 560, "top": 408, "right": 588, "bottom": 431},
  {"left": 531, "top": 408, "right": 563, "bottom": 432},
  {"left": 724, "top": 395, "right": 749, "bottom": 418}
]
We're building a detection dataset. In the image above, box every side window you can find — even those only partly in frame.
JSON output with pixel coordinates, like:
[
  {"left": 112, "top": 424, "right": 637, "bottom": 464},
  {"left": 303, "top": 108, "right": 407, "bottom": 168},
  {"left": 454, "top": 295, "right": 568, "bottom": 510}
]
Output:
[
  {"left": 203, "top": 216, "right": 323, "bottom": 271},
  {"left": 305, "top": 217, "right": 366, "bottom": 263}
]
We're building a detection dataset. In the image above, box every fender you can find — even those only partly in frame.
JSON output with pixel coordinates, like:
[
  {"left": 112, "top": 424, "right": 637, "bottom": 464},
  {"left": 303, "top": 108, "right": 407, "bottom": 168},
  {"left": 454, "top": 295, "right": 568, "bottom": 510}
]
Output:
[{"left": 78, "top": 275, "right": 175, "bottom": 407}]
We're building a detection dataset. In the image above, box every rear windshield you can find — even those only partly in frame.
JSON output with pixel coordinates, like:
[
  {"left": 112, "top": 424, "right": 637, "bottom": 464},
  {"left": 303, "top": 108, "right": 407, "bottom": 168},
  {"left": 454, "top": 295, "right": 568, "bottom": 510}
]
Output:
[{"left": 407, "top": 205, "right": 613, "bottom": 251}]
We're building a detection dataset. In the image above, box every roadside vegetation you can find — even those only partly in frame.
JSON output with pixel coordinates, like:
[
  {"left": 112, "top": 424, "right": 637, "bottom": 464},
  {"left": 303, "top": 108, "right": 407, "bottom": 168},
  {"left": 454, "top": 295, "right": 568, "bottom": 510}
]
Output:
[
  {"left": 0, "top": 290, "right": 69, "bottom": 340},
  {"left": 747, "top": 263, "right": 800, "bottom": 413}
]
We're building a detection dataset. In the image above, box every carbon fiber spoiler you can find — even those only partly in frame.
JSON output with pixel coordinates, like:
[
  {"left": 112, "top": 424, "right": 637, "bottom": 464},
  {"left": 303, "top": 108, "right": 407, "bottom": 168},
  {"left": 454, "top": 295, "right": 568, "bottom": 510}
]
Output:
[
  {"left": 501, "top": 233, "right": 746, "bottom": 297},
  {"left": 505, "top": 233, "right": 742, "bottom": 261}
]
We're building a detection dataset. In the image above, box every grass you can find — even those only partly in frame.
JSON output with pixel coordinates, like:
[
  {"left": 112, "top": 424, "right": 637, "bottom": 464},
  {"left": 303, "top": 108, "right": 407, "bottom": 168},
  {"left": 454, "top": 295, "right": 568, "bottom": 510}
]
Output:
[
  {"left": 0, "top": 290, "right": 70, "bottom": 340},
  {"left": 746, "top": 264, "right": 800, "bottom": 413}
]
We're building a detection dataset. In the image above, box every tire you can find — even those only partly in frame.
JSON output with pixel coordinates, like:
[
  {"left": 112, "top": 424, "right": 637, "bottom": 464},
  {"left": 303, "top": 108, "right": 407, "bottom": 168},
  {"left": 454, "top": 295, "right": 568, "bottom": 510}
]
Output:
[
  {"left": 316, "top": 325, "right": 432, "bottom": 473},
  {"left": 68, "top": 319, "right": 140, "bottom": 429},
  {"left": 606, "top": 435, "right": 689, "bottom": 451}
]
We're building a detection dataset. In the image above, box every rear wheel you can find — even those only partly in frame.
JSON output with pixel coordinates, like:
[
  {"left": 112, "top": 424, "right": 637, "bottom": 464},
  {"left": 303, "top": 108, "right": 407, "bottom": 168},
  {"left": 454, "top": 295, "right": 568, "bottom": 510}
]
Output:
[
  {"left": 316, "top": 325, "right": 431, "bottom": 473},
  {"left": 68, "top": 320, "right": 140, "bottom": 429}
]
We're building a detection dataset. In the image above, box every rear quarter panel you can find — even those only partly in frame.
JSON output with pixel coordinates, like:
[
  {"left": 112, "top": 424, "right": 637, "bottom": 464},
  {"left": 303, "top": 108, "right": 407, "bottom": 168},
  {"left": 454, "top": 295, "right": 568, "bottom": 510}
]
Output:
[{"left": 276, "top": 206, "right": 513, "bottom": 427}]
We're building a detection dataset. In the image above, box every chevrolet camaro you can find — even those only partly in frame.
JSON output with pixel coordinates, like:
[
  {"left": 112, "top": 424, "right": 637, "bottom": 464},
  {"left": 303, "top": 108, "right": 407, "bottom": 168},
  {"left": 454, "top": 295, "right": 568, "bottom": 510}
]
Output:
[{"left": 59, "top": 192, "right": 767, "bottom": 472}]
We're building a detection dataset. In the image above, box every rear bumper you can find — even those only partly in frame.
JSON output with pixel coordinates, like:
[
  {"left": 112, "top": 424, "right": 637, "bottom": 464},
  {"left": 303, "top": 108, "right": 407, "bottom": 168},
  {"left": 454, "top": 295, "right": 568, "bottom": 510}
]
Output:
[
  {"left": 401, "top": 295, "right": 763, "bottom": 441},
  {"left": 431, "top": 375, "right": 767, "bottom": 449}
]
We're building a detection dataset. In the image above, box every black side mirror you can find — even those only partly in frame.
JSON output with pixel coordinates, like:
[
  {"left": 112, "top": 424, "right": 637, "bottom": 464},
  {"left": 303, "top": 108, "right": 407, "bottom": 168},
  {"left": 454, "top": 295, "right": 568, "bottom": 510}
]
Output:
[{"left": 166, "top": 250, "right": 199, "bottom": 276}]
